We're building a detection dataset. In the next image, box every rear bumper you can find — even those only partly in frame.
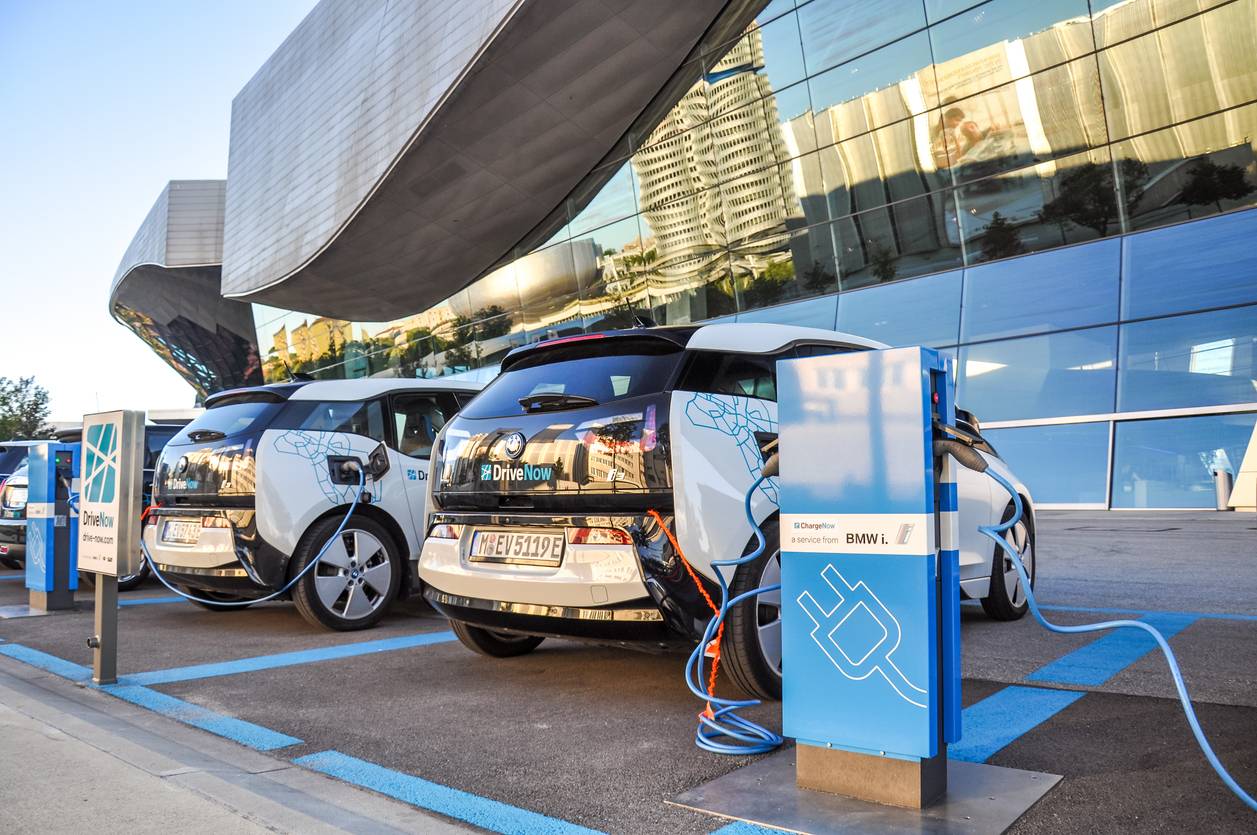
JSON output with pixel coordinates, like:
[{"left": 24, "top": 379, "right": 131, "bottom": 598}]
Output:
[
  {"left": 143, "top": 508, "right": 287, "bottom": 597},
  {"left": 419, "top": 510, "right": 719, "bottom": 641},
  {"left": 424, "top": 587, "right": 676, "bottom": 643}
]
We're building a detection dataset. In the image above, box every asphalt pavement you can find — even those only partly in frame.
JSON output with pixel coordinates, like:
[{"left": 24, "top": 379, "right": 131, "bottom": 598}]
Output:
[{"left": 0, "top": 510, "right": 1253, "bottom": 833}]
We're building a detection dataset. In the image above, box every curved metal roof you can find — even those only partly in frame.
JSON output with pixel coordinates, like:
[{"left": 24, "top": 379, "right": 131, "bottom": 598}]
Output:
[
  {"left": 219, "top": 0, "right": 735, "bottom": 321},
  {"left": 110, "top": 181, "right": 263, "bottom": 400}
]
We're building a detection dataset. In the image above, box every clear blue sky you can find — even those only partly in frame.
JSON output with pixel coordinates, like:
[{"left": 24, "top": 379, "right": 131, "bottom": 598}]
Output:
[{"left": 0, "top": 0, "right": 317, "bottom": 421}]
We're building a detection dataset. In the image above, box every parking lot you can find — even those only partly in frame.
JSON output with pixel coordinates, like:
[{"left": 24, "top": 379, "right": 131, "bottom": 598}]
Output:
[{"left": 1, "top": 510, "right": 1255, "bottom": 833}]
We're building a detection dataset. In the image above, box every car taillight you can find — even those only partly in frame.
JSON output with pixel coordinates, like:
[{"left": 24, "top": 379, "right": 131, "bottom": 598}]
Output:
[
  {"left": 566, "top": 527, "right": 632, "bottom": 545},
  {"left": 428, "top": 523, "right": 464, "bottom": 539}
]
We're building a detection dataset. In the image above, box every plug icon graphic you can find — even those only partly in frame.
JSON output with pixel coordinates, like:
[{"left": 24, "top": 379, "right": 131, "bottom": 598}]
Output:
[{"left": 796, "top": 564, "right": 928, "bottom": 708}]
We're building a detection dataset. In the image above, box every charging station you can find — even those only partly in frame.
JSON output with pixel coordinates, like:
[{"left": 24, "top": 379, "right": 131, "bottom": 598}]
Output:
[
  {"left": 24, "top": 442, "right": 80, "bottom": 612},
  {"left": 674, "top": 347, "right": 1059, "bottom": 834}
]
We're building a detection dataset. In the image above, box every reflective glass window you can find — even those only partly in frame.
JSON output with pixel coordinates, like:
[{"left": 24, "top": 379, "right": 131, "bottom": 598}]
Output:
[
  {"left": 835, "top": 192, "right": 964, "bottom": 289},
  {"left": 982, "top": 422, "right": 1111, "bottom": 505},
  {"left": 574, "top": 217, "right": 652, "bottom": 332},
  {"left": 936, "top": 59, "right": 1107, "bottom": 188},
  {"left": 1113, "top": 104, "right": 1257, "bottom": 236},
  {"left": 732, "top": 222, "right": 839, "bottom": 312},
  {"left": 1090, "top": 0, "right": 1232, "bottom": 48},
  {"left": 1117, "top": 306, "right": 1257, "bottom": 411},
  {"left": 957, "top": 326, "right": 1118, "bottom": 420},
  {"left": 957, "top": 148, "right": 1115, "bottom": 264},
  {"left": 754, "top": 0, "right": 796, "bottom": 27},
  {"left": 648, "top": 250, "right": 738, "bottom": 325},
  {"left": 836, "top": 268, "right": 962, "bottom": 347},
  {"left": 705, "top": 11, "right": 807, "bottom": 109},
  {"left": 738, "top": 293, "right": 838, "bottom": 329},
  {"left": 797, "top": 0, "right": 926, "bottom": 78},
  {"left": 962, "top": 237, "right": 1120, "bottom": 341},
  {"left": 781, "top": 148, "right": 833, "bottom": 228},
  {"left": 807, "top": 31, "right": 938, "bottom": 133},
  {"left": 925, "top": 0, "right": 984, "bottom": 24},
  {"left": 712, "top": 80, "right": 813, "bottom": 196},
  {"left": 568, "top": 162, "right": 640, "bottom": 237},
  {"left": 1099, "top": 3, "right": 1257, "bottom": 141},
  {"left": 516, "top": 244, "right": 583, "bottom": 340},
  {"left": 1122, "top": 208, "right": 1257, "bottom": 319},
  {"left": 818, "top": 118, "right": 949, "bottom": 220},
  {"left": 1111, "top": 412, "right": 1257, "bottom": 508},
  {"left": 929, "top": 0, "right": 1093, "bottom": 102}
]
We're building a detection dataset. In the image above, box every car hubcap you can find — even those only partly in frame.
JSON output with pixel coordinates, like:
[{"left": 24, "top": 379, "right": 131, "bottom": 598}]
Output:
[
  {"left": 315, "top": 529, "right": 391, "bottom": 620},
  {"left": 1001, "top": 520, "right": 1033, "bottom": 607},
  {"left": 756, "top": 549, "right": 783, "bottom": 676}
]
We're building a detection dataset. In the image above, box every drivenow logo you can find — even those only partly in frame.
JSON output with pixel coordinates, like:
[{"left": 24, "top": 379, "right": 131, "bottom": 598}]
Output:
[
  {"left": 781, "top": 513, "right": 930, "bottom": 556},
  {"left": 480, "top": 463, "right": 554, "bottom": 482},
  {"left": 83, "top": 423, "right": 118, "bottom": 503}
]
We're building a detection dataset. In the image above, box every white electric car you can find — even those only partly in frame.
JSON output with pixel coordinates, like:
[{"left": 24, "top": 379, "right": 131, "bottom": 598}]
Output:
[
  {"left": 418, "top": 324, "right": 1035, "bottom": 698},
  {"left": 145, "top": 378, "right": 480, "bottom": 630}
]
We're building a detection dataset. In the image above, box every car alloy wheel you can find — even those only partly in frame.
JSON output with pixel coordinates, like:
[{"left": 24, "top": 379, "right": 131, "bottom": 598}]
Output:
[{"left": 315, "top": 528, "right": 394, "bottom": 621}]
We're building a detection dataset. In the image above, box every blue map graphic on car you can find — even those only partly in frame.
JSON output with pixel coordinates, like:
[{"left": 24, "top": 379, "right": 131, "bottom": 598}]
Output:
[
  {"left": 684, "top": 393, "right": 778, "bottom": 504},
  {"left": 83, "top": 422, "right": 118, "bottom": 503},
  {"left": 272, "top": 430, "right": 364, "bottom": 503}
]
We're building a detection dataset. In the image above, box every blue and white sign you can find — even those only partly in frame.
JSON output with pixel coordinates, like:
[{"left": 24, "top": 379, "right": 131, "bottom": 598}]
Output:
[{"left": 77, "top": 410, "right": 144, "bottom": 576}]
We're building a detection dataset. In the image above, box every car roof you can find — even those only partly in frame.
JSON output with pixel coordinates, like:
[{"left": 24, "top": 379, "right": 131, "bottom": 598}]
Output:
[
  {"left": 285, "top": 377, "right": 483, "bottom": 401},
  {"left": 686, "top": 323, "right": 887, "bottom": 353}
]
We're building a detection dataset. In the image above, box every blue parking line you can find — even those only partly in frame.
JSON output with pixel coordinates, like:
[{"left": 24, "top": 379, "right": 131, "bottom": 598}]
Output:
[
  {"left": 950, "top": 685, "right": 1084, "bottom": 763},
  {"left": 102, "top": 683, "right": 302, "bottom": 750},
  {"left": 708, "top": 823, "right": 779, "bottom": 834},
  {"left": 1027, "top": 613, "right": 1196, "bottom": 686},
  {"left": 962, "top": 600, "right": 1257, "bottom": 623},
  {"left": 0, "top": 643, "right": 92, "bottom": 682},
  {"left": 118, "top": 595, "right": 185, "bottom": 607},
  {"left": 0, "top": 574, "right": 24, "bottom": 581},
  {"left": 295, "top": 750, "right": 604, "bottom": 835},
  {"left": 123, "top": 630, "right": 456, "bottom": 686}
]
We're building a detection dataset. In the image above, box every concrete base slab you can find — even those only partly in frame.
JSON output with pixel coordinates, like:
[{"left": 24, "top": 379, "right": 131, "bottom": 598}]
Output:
[
  {"left": 670, "top": 748, "right": 1060, "bottom": 834},
  {"left": 0, "top": 603, "right": 52, "bottom": 619}
]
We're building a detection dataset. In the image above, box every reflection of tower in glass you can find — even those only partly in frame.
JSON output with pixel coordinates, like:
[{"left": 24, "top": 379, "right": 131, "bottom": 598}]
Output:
[{"left": 633, "top": 27, "right": 797, "bottom": 294}]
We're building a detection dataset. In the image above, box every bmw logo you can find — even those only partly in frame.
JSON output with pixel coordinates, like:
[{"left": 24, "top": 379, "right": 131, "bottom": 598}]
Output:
[
  {"left": 176, "top": 456, "right": 189, "bottom": 475},
  {"left": 502, "top": 432, "right": 526, "bottom": 460}
]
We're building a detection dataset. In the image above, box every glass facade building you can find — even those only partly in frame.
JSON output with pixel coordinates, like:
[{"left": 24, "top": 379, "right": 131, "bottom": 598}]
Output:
[{"left": 240, "top": 0, "right": 1257, "bottom": 507}]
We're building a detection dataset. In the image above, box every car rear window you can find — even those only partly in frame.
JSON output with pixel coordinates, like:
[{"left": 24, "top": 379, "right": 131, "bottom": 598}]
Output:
[
  {"left": 460, "top": 340, "right": 683, "bottom": 419},
  {"left": 171, "top": 401, "right": 284, "bottom": 444}
]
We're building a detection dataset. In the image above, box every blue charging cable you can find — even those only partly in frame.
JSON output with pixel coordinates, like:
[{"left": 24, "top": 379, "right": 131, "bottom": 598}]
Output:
[
  {"left": 139, "top": 468, "right": 366, "bottom": 608},
  {"left": 982, "top": 466, "right": 1257, "bottom": 813},
  {"left": 683, "top": 473, "right": 785, "bottom": 755}
]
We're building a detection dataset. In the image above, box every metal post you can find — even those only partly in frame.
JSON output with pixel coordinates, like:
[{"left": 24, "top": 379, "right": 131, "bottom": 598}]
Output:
[
  {"left": 92, "top": 575, "right": 118, "bottom": 684},
  {"left": 1214, "top": 469, "right": 1234, "bottom": 512}
]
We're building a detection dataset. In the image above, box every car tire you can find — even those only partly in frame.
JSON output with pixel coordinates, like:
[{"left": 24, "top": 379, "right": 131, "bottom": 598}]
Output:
[
  {"left": 180, "top": 586, "right": 254, "bottom": 611},
  {"left": 0, "top": 556, "right": 21, "bottom": 570},
  {"left": 981, "top": 501, "right": 1035, "bottom": 621},
  {"left": 450, "top": 619, "right": 545, "bottom": 657},
  {"left": 117, "top": 561, "right": 149, "bottom": 592},
  {"left": 291, "top": 515, "right": 401, "bottom": 631},
  {"left": 721, "top": 517, "right": 783, "bottom": 701}
]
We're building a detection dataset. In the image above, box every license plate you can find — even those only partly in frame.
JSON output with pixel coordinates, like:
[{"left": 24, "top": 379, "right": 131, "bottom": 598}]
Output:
[
  {"left": 161, "top": 519, "right": 201, "bottom": 545},
  {"left": 469, "top": 530, "right": 564, "bottom": 566}
]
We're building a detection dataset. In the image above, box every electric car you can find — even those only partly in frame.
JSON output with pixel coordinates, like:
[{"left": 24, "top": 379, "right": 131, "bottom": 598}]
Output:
[
  {"left": 418, "top": 324, "right": 1036, "bottom": 699},
  {"left": 145, "top": 378, "right": 481, "bottom": 630}
]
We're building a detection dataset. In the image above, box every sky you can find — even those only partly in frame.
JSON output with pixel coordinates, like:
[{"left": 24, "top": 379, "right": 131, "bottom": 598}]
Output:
[{"left": 0, "top": 0, "right": 318, "bottom": 422}]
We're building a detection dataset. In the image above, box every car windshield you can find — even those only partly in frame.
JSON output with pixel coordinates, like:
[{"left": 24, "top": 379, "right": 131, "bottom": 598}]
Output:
[
  {"left": 0, "top": 446, "right": 30, "bottom": 479},
  {"left": 171, "top": 400, "right": 284, "bottom": 443},
  {"left": 460, "top": 339, "right": 683, "bottom": 419}
]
